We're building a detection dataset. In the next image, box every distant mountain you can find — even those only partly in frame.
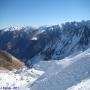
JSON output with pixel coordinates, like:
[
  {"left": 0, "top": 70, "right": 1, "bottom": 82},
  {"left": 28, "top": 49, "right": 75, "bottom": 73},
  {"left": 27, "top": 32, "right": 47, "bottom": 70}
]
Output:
[
  {"left": 0, "top": 50, "right": 25, "bottom": 70},
  {"left": 0, "top": 20, "right": 90, "bottom": 65}
]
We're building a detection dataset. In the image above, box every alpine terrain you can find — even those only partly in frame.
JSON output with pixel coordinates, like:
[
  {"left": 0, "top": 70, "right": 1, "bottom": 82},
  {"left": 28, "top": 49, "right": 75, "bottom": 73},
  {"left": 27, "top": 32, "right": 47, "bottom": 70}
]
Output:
[{"left": 0, "top": 20, "right": 90, "bottom": 90}]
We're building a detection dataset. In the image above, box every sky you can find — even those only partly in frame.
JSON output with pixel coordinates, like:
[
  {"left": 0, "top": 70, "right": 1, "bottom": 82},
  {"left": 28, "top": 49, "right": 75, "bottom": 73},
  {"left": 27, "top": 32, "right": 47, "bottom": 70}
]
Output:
[{"left": 0, "top": 0, "right": 90, "bottom": 29}]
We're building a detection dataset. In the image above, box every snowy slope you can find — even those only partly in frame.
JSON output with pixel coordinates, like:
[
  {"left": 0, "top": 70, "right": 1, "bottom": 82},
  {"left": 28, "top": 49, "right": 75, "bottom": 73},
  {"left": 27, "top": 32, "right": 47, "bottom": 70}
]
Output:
[
  {"left": 0, "top": 21, "right": 90, "bottom": 63},
  {"left": 31, "top": 48, "right": 90, "bottom": 90},
  {"left": 0, "top": 68, "right": 44, "bottom": 90},
  {"left": 0, "top": 48, "right": 90, "bottom": 90},
  {"left": 67, "top": 77, "right": 90, "bottom": 90}
]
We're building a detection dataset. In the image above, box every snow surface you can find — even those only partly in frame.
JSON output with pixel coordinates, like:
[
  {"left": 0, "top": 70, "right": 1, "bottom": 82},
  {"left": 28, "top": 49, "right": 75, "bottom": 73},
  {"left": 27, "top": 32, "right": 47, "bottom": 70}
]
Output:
[
  {"left": 67, "top": 77, "right": 90, "bottom": 90},
  {"left": 31, "top": 48, "right": 90, "bottom": 90},
  {"left": 0, "top": 68, "right": 44, "bottom": 90},
  {"left": 0, "top": 48, "right": 90, "bottom": 90},
  {"left": 31, "top": 37, "right": 38, "bottom": 40}
]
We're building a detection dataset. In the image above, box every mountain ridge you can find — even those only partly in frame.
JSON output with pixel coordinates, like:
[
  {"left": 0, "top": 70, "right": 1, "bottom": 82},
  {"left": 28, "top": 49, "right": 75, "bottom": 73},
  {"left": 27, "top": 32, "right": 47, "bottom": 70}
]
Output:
[{"left": 0, "top": 20, "right": 90, "bottom": 65}]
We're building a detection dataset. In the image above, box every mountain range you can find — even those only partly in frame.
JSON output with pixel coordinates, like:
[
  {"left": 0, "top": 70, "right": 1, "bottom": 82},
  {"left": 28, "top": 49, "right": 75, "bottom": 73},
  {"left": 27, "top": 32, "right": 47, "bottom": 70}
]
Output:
[
  {"left": 0, "top": 20, "right": 90, "bottom": 66},
  {"left": 0, "top": 20, "right": 90, "bottom": 90}
]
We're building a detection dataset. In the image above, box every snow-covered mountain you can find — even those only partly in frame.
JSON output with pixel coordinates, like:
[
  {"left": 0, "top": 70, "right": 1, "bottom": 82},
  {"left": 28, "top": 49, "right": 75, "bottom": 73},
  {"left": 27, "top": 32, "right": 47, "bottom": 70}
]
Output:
[
  {"left": 0, "top": 20, "right": 90, "bottom": 90},
  {"left": 0, "top": 20, "right": 90, "bottom": 65}
]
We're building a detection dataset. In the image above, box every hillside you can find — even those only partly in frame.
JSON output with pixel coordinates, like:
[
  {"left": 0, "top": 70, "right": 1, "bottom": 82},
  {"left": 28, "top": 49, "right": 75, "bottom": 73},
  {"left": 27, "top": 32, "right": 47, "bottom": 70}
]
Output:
[
  {"left": 0, "top": 20, "right": 90, "bottom": 65},
  {"left": 0, "top": 50, "right": 25, "bottom": 71},
  {"left": 0, "top": 20, "right": 90, "bottom": 89},
  {"left": 31, "top": 48, "right": 90, "bottom": 90},
  {"left": 0, "top": 48, "right": 90, "bottom": 90}
]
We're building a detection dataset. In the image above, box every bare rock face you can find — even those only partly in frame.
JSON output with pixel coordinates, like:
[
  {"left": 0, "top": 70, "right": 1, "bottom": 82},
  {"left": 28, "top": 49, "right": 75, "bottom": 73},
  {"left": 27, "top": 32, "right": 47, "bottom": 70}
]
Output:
[{"left": 0, "top": 50, "right": 25, "bottom": 70}]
